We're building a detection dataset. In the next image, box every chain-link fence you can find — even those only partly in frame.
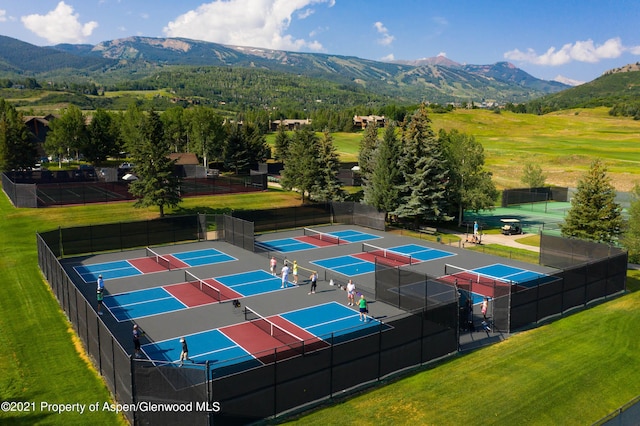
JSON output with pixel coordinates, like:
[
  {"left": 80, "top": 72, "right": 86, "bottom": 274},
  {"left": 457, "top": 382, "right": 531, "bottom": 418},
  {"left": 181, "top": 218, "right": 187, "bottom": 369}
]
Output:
[
  {"left": 37, "top": 233, "right": 135, "bottom": 425},
  {"left": 36, "top": 214, "right": 629, "bottom": 424}
]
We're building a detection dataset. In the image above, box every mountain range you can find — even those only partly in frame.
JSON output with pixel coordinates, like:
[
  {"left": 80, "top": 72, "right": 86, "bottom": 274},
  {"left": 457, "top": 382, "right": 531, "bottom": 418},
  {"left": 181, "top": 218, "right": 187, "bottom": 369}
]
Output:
[{"left": 0, "top": 35, "right": 574, "bottom": 105}]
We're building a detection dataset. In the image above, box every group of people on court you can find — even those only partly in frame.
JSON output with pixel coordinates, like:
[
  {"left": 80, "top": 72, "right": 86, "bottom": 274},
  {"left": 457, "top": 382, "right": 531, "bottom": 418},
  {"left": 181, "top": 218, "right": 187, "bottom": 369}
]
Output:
[
  {"left": 272, "top": 257, "right": 319, "bottom": 292},
  {"left": 99, "top": 255, "right": 371, "bottom": 363}
]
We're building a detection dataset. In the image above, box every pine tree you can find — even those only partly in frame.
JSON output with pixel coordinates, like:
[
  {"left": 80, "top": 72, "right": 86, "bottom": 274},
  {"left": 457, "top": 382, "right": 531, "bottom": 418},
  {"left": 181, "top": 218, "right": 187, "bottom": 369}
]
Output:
[
  {"left": 280, "top": 126, "right": 319, "bottom": 202},
  {"left": 128, "top": 110, "right": 181, "bottom": 217},
  {"left": 358, "top": 123, "right": 379, "bottom": 196},
  {"left": 312, "top": 130, "right": 344, "bottom": 201},
  {"left": 366, "top": 124, "right": 402, "bottom": 216},
  {"left": 0, "top": 99, "right": 33, "bottom": 171},
  {"left": 561, "top": 159, "right": 623, "bottom": 243},
  {"left": 273, "top": 124, "right": 291, "bottom": 162},
  {"left": 394, "top": 104, "right": 451, "bottom": 225}
]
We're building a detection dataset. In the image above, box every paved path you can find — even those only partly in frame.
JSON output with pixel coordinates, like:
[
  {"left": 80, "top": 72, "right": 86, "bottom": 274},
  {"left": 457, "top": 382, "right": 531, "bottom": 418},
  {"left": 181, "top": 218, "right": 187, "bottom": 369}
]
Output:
[{"left": 441, "top": 229, "right": 540, "bottom": 253}]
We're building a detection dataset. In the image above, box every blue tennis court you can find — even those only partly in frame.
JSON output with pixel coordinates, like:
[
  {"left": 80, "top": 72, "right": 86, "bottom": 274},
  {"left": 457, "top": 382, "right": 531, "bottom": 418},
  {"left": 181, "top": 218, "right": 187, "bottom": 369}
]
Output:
[
  {"left": 473, "top": 263, "right": 553, "bottom": 287},
  {"left": 388, "top": 244, "right": 455, "bottom": 262},
  {"left": 281, "top": 302, "right": 386, "bottom": 343},
  {"left": 214, "top": 269, "right": 292, "bottom": 296},
  {"left": 75, "top": 248, "right": 237, "bottom": 282},
  {"left": 75, "top": 260, "right": 142, "bottom": 282},
  {"left": 172, "top": 248, "right": 236, "bottom": 267},
  {"left": 140, "top": 302, "right": 388, "bottom": 377},
  {"left": 142, "top": 329, "right": 260, "bottom": 375},
  {"left": 255, "top": 228, "right": 382, "bottom": 253},
  {"left": 312, "top": 255, "right": 376, "bottom": 276},
  {"left": 326, "top": 229, "right": 382, "bottom": 243},
  {"left": 104, "top": 287, "right": 188, "bottom": 321},
  {"left": 255, "top": 238, "right": 317, "bottom": 253}
]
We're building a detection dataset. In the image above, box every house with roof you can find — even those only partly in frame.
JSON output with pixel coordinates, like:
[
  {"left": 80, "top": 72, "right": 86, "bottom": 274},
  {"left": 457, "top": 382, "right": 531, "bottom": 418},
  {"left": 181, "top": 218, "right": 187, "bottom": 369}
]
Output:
[
  {"left": 269, "top": 118, "right": 312, "bottom": 131},
  {"left": 353, "top": 115, "right": 386, "bottom": 129},
  {"left": 23, "top": 114, "right": 56, "bottom": 157}
]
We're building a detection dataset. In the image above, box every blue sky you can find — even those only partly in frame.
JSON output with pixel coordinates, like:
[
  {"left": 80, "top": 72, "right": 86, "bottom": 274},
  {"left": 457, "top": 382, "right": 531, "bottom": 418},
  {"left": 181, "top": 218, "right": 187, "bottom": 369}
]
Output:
[{"left": 1, "top": 0, "right": 639, "bottom": 84}]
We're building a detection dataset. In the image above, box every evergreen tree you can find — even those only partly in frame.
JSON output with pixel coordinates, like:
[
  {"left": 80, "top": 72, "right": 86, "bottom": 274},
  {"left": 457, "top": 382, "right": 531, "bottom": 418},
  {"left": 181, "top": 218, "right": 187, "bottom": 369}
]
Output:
[
  {"left": 161, "top": 106, "right": 187, "bottom": 153},
  {"left": 312, "top": 130, "right": 345, "bottom": 201},
  {"left": 440, "top": 129, "right": 498, "bottom": 225},
  {"left": 118, "top": 103, "right": 145, "bottom": 156},
  {"left": 358, "top": 123, "right": 379, "bottom": 199},
  {"left": 243, "top": 122, "right": 270, "bottom": 167},
  {"left": 621, "top": 184, "right": 640, "bottom": 263},
  {"left": 280, "top": 126, "right": 319, "bottom": 202},
  {"left": 521, "top": 162, "right": 546, "bottom": 188},
  {"left": 0, "top": 99, "right": 33, "bottom": 171},
  {"left": 128, "top": 110, "right": 181, "bottom": 217},
  {"left": 394, "top": 104, "right": 451, "bottom": 225},
  {"left": 561, "top": 159, "right": 623, "bottom": 243},
  {"left": 273, "top": 124, "right": 291, "bottom": 162},
  {"left": 366, "top": 124, "right": 402, "bottom": 217},
  {"left": 223, "top": 123, "right": 249, "bottom": 174}
]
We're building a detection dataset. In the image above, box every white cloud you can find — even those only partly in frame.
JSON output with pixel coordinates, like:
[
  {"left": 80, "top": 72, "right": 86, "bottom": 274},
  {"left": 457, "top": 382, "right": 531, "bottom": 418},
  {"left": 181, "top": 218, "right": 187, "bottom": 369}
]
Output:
[
  {"left": 504, "top": 37, "right": 640, "bottom": 66},
  {"left": 373, "top": 21, "right": 394, "bottom": 46},
  {"left": 297, "top": 8, "right": 314, "bottom": 19},
  {"left": 437, "top": 52, "right": 447, "bottom": 57},
  {"left": 0, "top": 10, "right": 7, "bottom": 22},
  {"left": 21, "top": 1, "right": 98, "bottom": 44},
  {"left": 380, "top": 53, "right": 395, "bottom": 62},
  {"left": 163, "top": 0, "right": 332, "bottom": 52}
]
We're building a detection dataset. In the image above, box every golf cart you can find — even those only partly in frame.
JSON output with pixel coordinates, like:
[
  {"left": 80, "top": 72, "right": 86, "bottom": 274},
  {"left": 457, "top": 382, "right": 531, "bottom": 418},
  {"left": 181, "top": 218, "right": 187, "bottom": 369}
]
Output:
[{"left": 500, "top": 218, "right": 522, "bottom": 235}]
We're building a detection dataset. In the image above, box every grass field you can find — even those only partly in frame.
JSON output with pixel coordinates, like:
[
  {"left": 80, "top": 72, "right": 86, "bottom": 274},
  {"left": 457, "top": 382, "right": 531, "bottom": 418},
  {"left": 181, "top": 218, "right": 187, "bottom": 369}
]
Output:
[{"left": 267, "top": 107, "right": 640, "bottom": 191}]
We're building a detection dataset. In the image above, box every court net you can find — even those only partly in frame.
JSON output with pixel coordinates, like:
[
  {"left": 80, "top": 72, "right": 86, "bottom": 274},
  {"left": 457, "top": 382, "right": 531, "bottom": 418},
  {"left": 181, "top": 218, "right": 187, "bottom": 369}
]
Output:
[
  {"left": 244, "top": 306, "right": 305, "bottom": 354},
  {"left": 303, "top": 227, "right": 341, "bottom": 245},
  {"left": 362, "top": 242, "right": 413, "bottom": 266},
  {"left": 146, "top": 247, "right": 172, "bottom": 271},
  {"left": 185, "top": 270, "right": 221, "bottom": 302},
  {"left": 442, "top": 264, "right": 509, "bottom": 285}
]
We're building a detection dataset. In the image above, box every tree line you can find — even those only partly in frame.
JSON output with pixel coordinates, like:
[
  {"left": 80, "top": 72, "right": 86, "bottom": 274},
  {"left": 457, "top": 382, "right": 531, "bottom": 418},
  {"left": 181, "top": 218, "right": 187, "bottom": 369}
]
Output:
[{"left": 1, "top": 97, "right": 638, "bottom": 260}]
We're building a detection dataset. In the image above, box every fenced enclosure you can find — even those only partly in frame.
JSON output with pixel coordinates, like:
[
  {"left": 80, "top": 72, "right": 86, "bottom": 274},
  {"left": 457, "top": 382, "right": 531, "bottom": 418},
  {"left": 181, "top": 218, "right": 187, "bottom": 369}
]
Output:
[
  {"left": 2, "top": 171, "right": 265, "bottom": 208},
  {"left": 35, "top": 213, "right": 629, "bottom": 424}
]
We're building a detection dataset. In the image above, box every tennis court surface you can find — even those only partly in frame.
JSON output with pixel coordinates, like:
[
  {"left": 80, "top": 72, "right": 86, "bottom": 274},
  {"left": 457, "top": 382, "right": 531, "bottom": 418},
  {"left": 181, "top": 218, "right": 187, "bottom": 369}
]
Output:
[
  {"left": 74, "top": 247, "right": 235, "bottom": 282},
  {"left": 255, "top": 227, "right": 381, "bottom": 253},
  {"left": 141, "top": 302, "right": 387, "bottom": 378}
]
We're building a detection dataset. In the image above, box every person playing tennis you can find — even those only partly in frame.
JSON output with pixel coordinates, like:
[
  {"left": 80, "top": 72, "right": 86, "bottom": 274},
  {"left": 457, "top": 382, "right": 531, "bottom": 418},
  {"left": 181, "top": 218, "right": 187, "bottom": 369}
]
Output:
[
  {"left": 358, "top": 294, "right": 369, "bottom": 321},
  {"left": 346, "top": 280, "right": 356, "bottom": 306}
]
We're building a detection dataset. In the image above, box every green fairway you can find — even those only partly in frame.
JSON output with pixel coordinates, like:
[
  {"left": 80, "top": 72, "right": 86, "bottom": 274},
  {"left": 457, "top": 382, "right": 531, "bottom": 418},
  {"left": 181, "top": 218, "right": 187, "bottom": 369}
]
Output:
[{"left": 267, "top": 107, "right": 640, "bottom": 191}]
